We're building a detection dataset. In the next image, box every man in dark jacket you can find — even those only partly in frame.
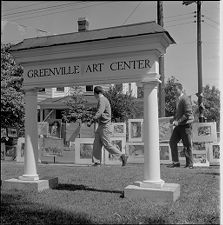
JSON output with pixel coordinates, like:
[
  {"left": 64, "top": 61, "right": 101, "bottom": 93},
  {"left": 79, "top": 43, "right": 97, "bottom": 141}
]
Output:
[
  {"left": 168, "top": 83, "right": 194, "bottom": 168},
  {"left": 87, "top": 86, "right": 128, "bottom": 167}
]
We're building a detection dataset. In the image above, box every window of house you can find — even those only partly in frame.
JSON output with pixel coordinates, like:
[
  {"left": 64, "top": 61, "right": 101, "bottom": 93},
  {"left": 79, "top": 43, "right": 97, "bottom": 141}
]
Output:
[
  {"left": 86, "top": 85, "right": 93, "bottom": 92},
  {"left": 38, "top": 88, "right": 45, "bottom": 92},
  {"left": 56, "top": 110, "right": 63, "bottom": 119},
  {"left": 56, "top": 87, "right": 64, "bottom": 92}
]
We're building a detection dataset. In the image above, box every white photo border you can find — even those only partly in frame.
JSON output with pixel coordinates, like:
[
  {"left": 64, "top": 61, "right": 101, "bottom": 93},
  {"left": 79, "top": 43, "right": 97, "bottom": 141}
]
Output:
[
  {"left": 128, "top": 119, "right": 143, "bottom": 142},
  {"left": 126, "top": 142, "right": 144, "bottom": 164},
  {"left": 192, "top": 122, "right": 217, "bottom": 142},
  {"left": 159, "top": 143, "right": 172, "bottom": 164},
  {"left": 72, "top": 138, "right": 105, "bottom": 165},
  {"left": 104, "top": 137, "right": 126, "bottom": 165},
  {"left": 111, "top": 122, "right": 126, "bottom": 137},
  {"left": 208, "top": 142, "right": 220, "bottom": 163},
  {"left": 192, "top": 150, "right": 210, "bottom": 167}
]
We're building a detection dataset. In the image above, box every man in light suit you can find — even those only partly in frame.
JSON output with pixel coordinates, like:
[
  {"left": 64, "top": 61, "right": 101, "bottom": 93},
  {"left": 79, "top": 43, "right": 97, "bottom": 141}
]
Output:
[
  {"left": 168, "top": 83, "right": 194, "bottom": 169},
  {"left": 87, "top": 86, "right": 128, "bottom": 167}
]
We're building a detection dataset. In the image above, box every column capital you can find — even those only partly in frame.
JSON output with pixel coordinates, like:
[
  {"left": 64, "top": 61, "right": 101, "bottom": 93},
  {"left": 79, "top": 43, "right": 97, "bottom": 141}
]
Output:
[{"left": 140, "top": 73, "right": 162, "bottom": 86}]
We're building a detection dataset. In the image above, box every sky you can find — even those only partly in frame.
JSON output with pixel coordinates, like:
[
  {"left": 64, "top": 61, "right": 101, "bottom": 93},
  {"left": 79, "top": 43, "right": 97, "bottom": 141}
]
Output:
[{"left": 1, "top": 1, "right": 221, "bottom": 99}]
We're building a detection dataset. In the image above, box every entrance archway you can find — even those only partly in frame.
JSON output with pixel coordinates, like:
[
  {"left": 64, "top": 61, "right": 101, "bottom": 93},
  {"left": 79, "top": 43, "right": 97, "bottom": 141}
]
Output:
[{"left": 8, "top": 21, "right": 179, "bottom": 201}]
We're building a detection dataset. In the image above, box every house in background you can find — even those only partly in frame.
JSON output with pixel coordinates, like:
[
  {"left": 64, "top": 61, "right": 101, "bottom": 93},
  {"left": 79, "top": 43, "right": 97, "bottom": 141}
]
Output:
[{"left": 37, "top": 83, "right": 138, "bottom": 122}]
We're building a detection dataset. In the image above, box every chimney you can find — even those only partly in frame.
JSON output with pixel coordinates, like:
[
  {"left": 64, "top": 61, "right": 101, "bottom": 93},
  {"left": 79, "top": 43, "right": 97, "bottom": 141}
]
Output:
[{"left": 77, "top": 17, "right": 89, "bottom": 32}]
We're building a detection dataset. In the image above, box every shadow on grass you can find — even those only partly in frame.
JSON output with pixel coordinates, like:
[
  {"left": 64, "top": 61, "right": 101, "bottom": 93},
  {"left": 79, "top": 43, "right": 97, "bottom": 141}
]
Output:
[
  {"left": 1, "top": 193, "right": 94, "bottom": 225},
  {"left": 55, "top": 183, "right": 124, "bottom": 197},
  {"left": 196, "top": 172, "right": 220, "bottom": 176}
]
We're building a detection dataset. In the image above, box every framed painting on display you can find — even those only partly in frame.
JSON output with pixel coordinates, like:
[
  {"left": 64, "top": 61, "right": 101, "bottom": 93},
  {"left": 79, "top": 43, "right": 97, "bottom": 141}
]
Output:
[
  {"left": 72, "top": 138, "right": 104, "bottom": 165},
  {"left": 128, "top": 119, "right": 143, "bottom": 142},
  {"left": 126, "top": 143, "right": 144, "bottom": 163},
  {"left": 111, "top": 123, "right": 126, "bottom": 137},
  {"left": 208, "top": 143, "right": 220, "bottom": 164},
  {"left": 48, "top": 119, "right": 62, "bottom": 138},
  {"left": 192, "top": 150, "right": 209, "bottom": 167},
  {"left": 158, "top": 117, "right": 173, "bottom": 142},
  {"left": 104, "top": 137, "right": 126, "bottom": 165},
  {"left": 192, "top": 122, "right": 217, "bottom": 142},
  {"left": 159, "top": 143, "right": 172, "bottom": 164}
]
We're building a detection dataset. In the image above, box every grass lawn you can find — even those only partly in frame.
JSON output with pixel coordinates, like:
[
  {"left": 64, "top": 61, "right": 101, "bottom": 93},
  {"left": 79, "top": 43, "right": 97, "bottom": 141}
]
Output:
[{"left": 1, "top": 161, "right": 220, "bottom": 224}]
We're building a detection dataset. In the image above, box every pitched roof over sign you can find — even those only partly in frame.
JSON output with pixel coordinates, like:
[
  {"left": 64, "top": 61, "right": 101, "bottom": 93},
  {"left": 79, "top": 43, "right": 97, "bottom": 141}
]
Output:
[{"left": 10, "top": 21, "right": 175, "bottom": 51}]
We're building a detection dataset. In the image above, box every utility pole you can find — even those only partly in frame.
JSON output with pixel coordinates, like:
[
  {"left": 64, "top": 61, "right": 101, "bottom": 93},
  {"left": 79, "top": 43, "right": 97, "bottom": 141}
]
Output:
[
  {"left": 183, "top": 1, "right": 204, "bottom": 122},
  {"left": 196, "top": 1, "right": 205, "bottom": 122},
  {"left": 157, "top": 1, "right": 165, "bottom": 117}
]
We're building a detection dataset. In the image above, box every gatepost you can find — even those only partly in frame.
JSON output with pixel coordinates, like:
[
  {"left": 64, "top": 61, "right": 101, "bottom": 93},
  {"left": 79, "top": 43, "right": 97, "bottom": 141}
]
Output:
[{"left": 3, "top": 21, "right": 180, "bottom": 200}]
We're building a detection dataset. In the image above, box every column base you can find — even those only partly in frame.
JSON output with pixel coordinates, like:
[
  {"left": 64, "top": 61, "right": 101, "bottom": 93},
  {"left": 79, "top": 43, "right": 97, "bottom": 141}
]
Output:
[
  {"left": 2, "top": 177, "right": 58, "bottom": 192},
  {"left": 134, "top": 179, "right": 165, "bottom": 189},
  {"left": 124, "top": 182, "right": 180, "bottom": 202},
  {"left": 19, "top": 174, "right": 39, "bottom": 181}
]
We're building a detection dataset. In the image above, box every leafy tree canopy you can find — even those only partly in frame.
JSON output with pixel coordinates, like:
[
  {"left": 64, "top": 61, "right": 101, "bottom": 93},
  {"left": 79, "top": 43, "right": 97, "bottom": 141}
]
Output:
[
  {"left": 104, "top": 85, "right": 138, "bottom": 122},
  {"left": 164, "top": 76, "right": 180, "bottom": 117},
  {"left": 62, "top": 86, "right": 96, "bottom": 123},
  {"left": 1, "top": 43, "right": 25, "bottom": 136},
  {"left": 193, "top": 84, "right": 220, "bottom": 129},
  {"left": 62, "top": 85, "right": 138, "bottom": 123}
]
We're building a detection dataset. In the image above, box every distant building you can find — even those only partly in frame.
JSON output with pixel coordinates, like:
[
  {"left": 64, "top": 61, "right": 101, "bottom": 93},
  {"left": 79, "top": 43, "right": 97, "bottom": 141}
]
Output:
[{"left": 37, "top": 83, "right": 138, "bottom": 122}]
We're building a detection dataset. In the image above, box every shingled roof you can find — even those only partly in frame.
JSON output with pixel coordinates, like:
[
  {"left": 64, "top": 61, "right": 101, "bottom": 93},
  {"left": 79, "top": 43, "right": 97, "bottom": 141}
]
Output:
[{"left": 10, "top": 21, "right": 175, "bottom": 51}]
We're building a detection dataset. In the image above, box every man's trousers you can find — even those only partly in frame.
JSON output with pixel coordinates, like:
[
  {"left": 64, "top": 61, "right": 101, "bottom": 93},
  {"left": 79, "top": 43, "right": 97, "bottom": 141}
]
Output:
[
  {"left": 169, "top": 123, "right": 193, "bottom": 166},
  {"left": 92, "top": 123, "right": 123, "bottom": 163}
]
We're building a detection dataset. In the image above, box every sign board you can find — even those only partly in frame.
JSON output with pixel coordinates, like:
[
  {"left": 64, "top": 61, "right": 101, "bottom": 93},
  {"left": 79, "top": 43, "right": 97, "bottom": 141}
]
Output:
[{"left": 22, "top": 53, "right": 157, "bottom": 88}]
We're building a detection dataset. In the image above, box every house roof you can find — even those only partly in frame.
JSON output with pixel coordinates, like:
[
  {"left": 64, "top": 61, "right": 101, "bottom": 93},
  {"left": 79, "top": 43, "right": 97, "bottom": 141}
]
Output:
[
  {"left": 10, "top": 21, "right": 175, "bottom": 51},
  {"left": 38, "top": 94, "right": 98, "bottom": 109},
  {"left": 38, "top": 94, "right": 144, "bottom": 111}
]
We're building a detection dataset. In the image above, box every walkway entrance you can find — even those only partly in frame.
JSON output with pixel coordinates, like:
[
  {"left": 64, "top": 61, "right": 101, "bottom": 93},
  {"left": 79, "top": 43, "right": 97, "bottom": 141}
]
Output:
[{"left": 8, "top": 21, "right": 179, "bottom": 201}]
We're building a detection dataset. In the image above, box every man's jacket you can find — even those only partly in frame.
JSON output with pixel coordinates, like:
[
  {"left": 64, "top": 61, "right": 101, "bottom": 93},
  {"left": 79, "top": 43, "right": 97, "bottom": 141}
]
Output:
[
  {"left": 93, "top": 95, "right": 111, "bottom": 125},
  {"left": 174, "top": 94, "right": 194, "bottom": 125}
]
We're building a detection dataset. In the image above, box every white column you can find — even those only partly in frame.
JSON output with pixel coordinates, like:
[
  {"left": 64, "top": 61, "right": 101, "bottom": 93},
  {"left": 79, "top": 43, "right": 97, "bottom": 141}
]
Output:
[
  {"left": 19, "top": 89, "right": 39, "bottom": 181},
  {"left": 142, "top": 79, "right": 164, "bottom": 188}
]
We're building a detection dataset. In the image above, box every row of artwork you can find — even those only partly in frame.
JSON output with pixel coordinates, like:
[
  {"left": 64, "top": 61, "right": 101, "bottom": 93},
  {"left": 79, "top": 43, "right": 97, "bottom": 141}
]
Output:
[
  {"left": 38, "top": 118, "right": 170, "bottom": 142},
  {"left": 5, "top": 118, "right": 217, "bottom": 144},
  {"left": 10, "top": 137, "right": 220, "bottom": 166}
]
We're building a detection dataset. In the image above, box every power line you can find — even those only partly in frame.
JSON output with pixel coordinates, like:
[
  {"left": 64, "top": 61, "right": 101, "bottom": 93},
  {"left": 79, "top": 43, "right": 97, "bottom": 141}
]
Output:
[
  {"left": 122, "top": 1, "right": 142, "bottom": 25},
  {"left": 2, "top": 2, "right": 113, "bottom": 21},
  {"left": 2, "top": 2, "right": 84, "bottom": 17},
  {"left": 164, "top": 11, "right": 195, "bottom": 19},
  {"left": 203, "top": 21, "right": 220, "bottom": 30},
  {"left": 2, "top": 1, "right": 54, "bottom": 12},
  {"left": 165, "top": 21, "right": 195, "bottom": 28},
  {"left": 203, "top": 15, "right": 220, "bottom": 26},
  {"left": 165, "top": 15, "right": 195, "bottom": 23}
]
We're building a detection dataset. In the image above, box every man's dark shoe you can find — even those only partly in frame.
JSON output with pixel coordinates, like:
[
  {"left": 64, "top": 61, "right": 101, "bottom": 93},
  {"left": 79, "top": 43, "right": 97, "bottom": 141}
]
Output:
[
  {"left": 167, "top": 163, "right": 180, "bottom": 168},
  {"left": 184, "top": 164, "right": 193, "bottom": 169},
  {"left": 91, "top": 162, "right": 101, "bottom": 167},
  {"left": 120, "top": 154, "right": 128, "bottom": 166}
]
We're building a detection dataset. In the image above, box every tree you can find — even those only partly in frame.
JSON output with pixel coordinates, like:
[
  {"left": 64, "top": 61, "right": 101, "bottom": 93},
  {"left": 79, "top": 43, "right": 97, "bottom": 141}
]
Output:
[
  {"left": 104, "top": 85, "right": 138, "bottom": 122},
  {"left": 1, "top": 43, "right": 25, "bottom": 136},
  {"left": 62, "top": 86, "right": 96, "bottom": 123},
  {"left": 164, "top": 76, "right": 180, "bottom": 117},
  {"left": 194, "top": 84, "right": 220, "bottom": 130}
]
